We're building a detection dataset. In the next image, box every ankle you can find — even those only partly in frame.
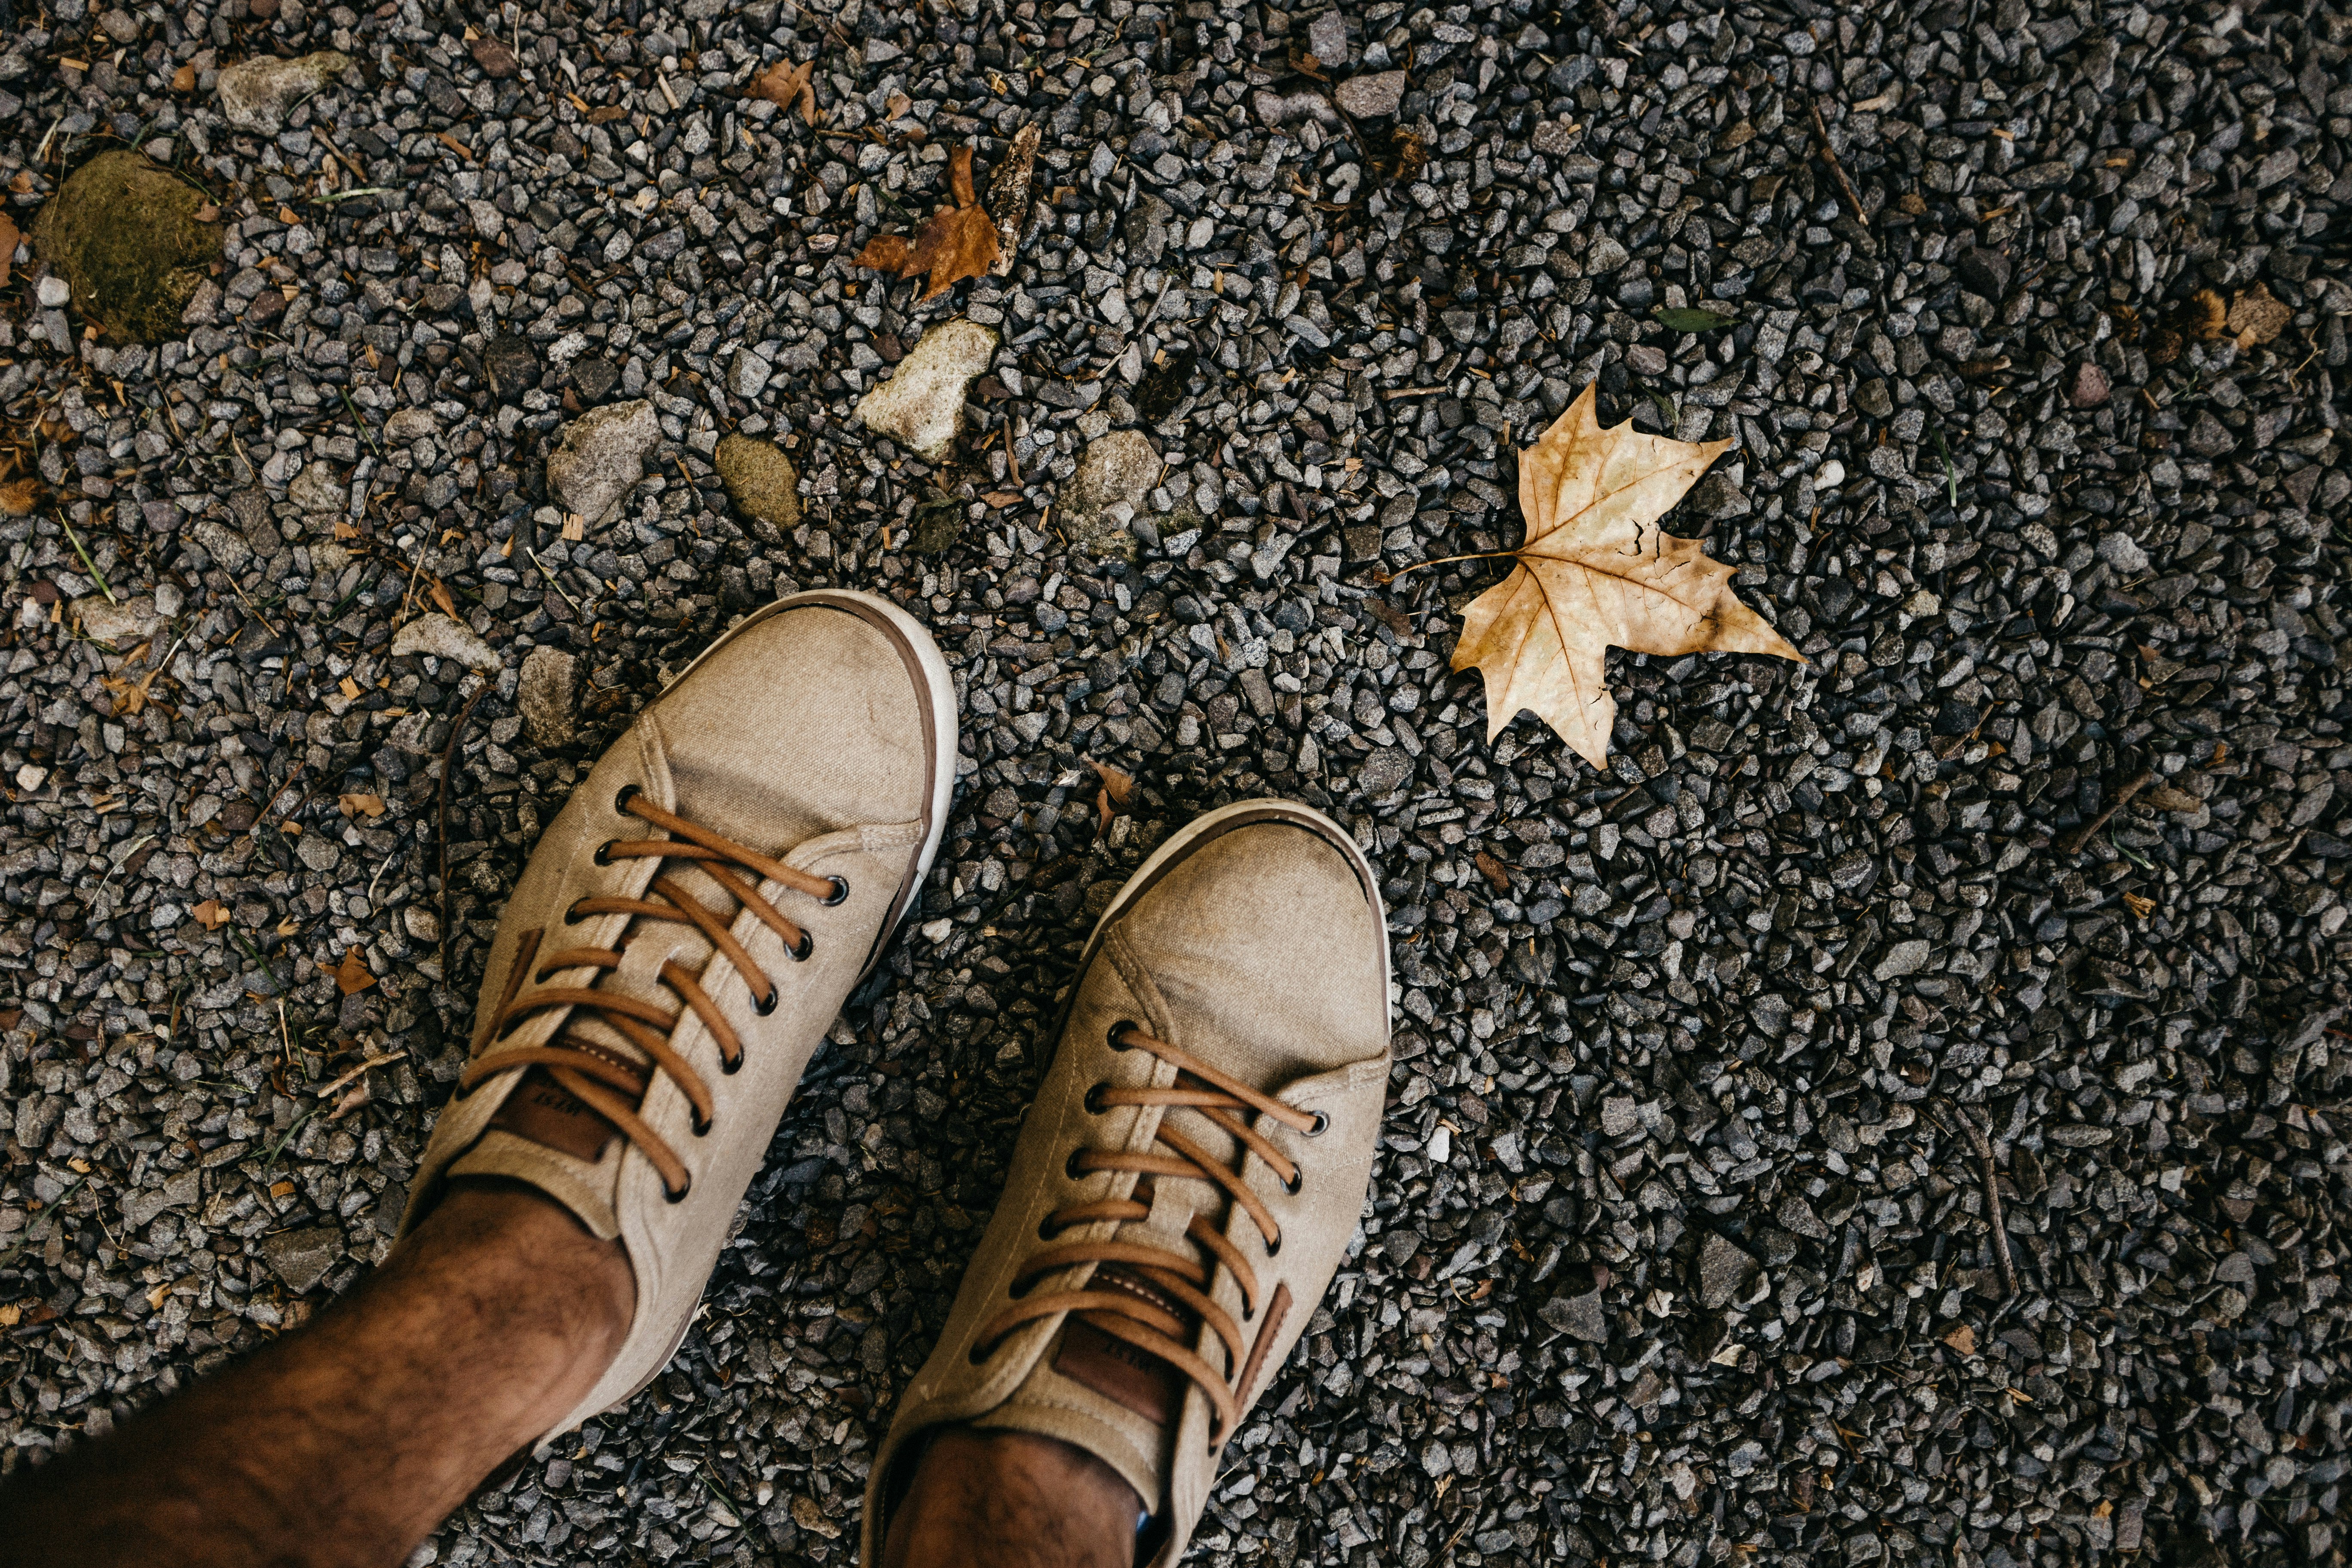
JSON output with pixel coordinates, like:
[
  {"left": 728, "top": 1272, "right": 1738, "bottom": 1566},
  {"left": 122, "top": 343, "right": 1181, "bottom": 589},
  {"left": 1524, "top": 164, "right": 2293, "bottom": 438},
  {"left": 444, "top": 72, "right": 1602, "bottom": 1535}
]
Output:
[
  {"left": 882, "top": 1427, "right": 1141, "bottom": 1568},
  {"left": 409, "top": 1182, "right": 635, "bottom": 1363}
]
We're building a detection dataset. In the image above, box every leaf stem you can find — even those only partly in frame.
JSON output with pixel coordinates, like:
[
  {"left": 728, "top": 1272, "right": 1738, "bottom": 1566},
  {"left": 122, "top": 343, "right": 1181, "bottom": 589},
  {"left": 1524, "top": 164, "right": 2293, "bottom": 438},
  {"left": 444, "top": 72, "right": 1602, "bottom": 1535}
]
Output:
[{"left": 1374, "top": 548, "right": 1517, "bottom": 586}]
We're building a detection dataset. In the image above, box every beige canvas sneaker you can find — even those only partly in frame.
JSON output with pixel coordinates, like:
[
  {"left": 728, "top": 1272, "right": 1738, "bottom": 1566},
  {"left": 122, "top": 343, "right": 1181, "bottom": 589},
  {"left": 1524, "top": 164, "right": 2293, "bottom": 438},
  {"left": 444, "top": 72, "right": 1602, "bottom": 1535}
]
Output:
[
  {"left": 861, "top": 800, "right": 1391, "bottom": 1567},
  {"left": 397, "top": 588, "right": 958, "bottom": 1439}
]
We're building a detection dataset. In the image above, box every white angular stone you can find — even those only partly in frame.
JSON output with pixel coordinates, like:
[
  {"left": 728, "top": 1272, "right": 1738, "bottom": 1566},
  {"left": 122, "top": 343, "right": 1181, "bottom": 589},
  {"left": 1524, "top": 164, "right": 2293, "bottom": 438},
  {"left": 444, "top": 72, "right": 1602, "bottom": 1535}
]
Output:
[
  {"left": 391, "top": 612, "right": 500, "bottom": 673},
  {"left": 854, "top": 318, "right": 998, "bottom": 462}
]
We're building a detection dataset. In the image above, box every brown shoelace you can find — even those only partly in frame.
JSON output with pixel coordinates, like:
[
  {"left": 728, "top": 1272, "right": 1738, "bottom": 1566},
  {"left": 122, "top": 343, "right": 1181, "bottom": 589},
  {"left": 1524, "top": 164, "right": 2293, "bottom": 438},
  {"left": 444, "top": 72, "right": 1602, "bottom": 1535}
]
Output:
[
  {"left": 971, "top": 1022, "right": 1324, "bottom": 1441},
  {"left": 457, "top": 787, "right": 845, "bottom": 1199}
]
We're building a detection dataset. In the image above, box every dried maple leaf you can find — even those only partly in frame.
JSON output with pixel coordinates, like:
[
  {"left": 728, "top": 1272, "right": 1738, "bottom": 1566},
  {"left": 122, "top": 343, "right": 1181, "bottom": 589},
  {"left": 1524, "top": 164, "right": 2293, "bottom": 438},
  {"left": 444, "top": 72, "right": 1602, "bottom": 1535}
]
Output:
[
  {"left": 1450, "top": 384, "right": 1804, "bottom": 768},
  {"left": 855, "top": 145, "right": 1001, "bottom": 300},
  {"left": 2227, "top": 282, "right": 2292, "bottom": 349},
  {"left": 747, "top": 57, "right": 818, "bottom": 125},
  {"left": 192, "top": 899, "right": 232, "bottom": 931},
  {"left": 906, "top": 146, "right": 1002, "bottom": 299},
  {"left": 334, "top": 949, "right": 377, "bottom": 996}
]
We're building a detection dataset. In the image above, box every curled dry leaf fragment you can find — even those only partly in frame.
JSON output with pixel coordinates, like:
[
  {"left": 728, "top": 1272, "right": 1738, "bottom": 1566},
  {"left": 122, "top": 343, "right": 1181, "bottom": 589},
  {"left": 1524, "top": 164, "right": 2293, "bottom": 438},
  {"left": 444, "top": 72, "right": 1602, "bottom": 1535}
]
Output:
[
  {"left": 1450, "top": 384, "right": 1804, "bottom": 769},
  {"left": 747, "top": 57, "right": 818, "bottom": 125},
  {"left": 1474, "top": 851, "right": 1513, "bottom": 894},
  {"left": 338, "top": 791, "right": 386, "bottom": 819},
  {"left": 1088, "top": 759, "right": 1134, "bottom": 834},
  {"left": 854, "top": 233, "right": 913, "bottom": 273},
  {"left": 192, "top": 899, "right": 232, "bottom": 930},
  {"left": 2184, "top": 287, "right": 2229, "bottom": 341},
  {"left": 986, "top": 122, "right": 1042, "bottom": 275}
]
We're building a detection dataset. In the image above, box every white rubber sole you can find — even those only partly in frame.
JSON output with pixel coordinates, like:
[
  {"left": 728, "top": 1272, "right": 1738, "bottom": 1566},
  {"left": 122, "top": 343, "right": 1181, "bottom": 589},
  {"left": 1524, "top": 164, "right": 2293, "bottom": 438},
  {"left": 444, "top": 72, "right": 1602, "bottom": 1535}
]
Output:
[
  {"left": 664, "top": 587, "right": 961, "bottom": 958},
  {"left": 1074, "top": 797, "right": 1393, "bottom": 1011}
]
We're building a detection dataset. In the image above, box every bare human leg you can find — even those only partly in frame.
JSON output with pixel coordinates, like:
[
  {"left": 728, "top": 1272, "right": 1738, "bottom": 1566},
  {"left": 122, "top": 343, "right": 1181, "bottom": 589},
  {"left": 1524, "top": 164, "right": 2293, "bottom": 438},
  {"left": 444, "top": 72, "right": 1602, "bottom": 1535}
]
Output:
[
  {"left": 881, "top": 1427, "right": 1144, "bottom": 1568},
  {"left": 0, "top": 1183, "right": 632, "bottom": 1568}
]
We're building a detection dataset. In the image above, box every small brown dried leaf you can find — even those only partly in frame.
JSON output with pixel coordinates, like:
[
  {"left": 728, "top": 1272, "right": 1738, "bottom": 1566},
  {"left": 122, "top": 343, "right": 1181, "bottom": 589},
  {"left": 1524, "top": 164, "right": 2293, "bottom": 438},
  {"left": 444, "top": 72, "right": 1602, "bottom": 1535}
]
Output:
[
  {"left": 0, "top": 212, "right": 18, "bottom": 288},
  {"left": 338, "top": 791, "right": 386, "bottom": 819},
  {"left": 1474, "top": 851, "right": 1513, "bottom": 894},
  {"left": 2227, "top": 282, "right": 2292, "bottom": 349},
  {"left": 334, "top": 948, "right": 377, "bottom": 996},
  {"left": 171, "top": 61, "right": 197, "bottom": 92},
  {"left": 192, "top": 898, "right": 232, "bottom": 931},
  {"left": 2185, "top": 287, "right": 2228, "bottom": 341},
  {"left": 2122, "top": 891, "right": 2155, "bottom": 919},
  {"left": 1942, "top": 1323, "right": 1977, "bottom": 1356}
]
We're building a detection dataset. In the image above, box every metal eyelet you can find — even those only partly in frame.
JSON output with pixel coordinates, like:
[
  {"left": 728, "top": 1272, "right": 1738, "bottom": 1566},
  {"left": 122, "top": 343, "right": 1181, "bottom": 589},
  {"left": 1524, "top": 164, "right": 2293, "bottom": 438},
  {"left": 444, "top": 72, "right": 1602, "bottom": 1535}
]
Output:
[
  {"left": 1267, "top": 1231, "right": 1283, "bottom": 1258},
  {"left": 1283, "top": 1167, "right": 1304, "bottom": 1196},
  {"left": 614, "top": 784, "right": 640, "bottom": 815},
  {"left": 692, "top": 1112, "right": 712, "bottom": 1138},
  {"left": 1107, "top": 1021, "right": 1136, "bottom": 1050},
  {"left": 789, "top": 931, "right": 814, "bottom": 962},
  {"left": 721, "top": 1054, "right": 744, "bottom": 1076},
  {"left": 1037, "top": 1216, "right": 1060, "bottom": 1240},
  {"left": 664, "top": 1179, "right": 692, "bottom": 1205},
  {"left": 562, "top": 899, "right": 587, "bottom": 925},
  {"left": 968, "top": 1342, "right": 992, "bottom": 1366},
  {"left": 593, "top": 839, "right": 616, "bottom": 867},
  {"left": 755, "top": 986, "right": 779, "bottom": 1016},
  {"left": 1065, "top": 1149, "right": 1091, "bottom": 1180},
  {"left": 1305, "top": 1112, "right": 1330, "bottom": 1138},
  {"left": 822, "top": 875, "right": 850, "bottom": 906},
  {"left": 1084, "top": 1083, "right": 1109, "bottom": 1114}
]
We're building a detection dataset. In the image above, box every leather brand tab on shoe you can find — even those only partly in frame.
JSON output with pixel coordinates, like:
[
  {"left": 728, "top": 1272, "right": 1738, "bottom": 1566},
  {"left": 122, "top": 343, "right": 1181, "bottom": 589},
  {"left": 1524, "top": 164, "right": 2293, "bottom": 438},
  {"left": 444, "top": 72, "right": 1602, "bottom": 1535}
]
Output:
[{"left": 1053, "top": 1265, "right": 1186, "bottom": 1425}]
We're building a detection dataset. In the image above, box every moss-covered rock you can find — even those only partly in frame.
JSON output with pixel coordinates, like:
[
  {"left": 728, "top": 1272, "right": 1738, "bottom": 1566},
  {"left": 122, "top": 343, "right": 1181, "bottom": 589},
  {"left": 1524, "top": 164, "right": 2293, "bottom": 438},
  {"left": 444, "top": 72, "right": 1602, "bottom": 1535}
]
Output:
[
  {"left": 33, "top": 150, "right": 223, "bottom": 343},
  {"left": 714, "top": 433, "right": 803, "bottom": 530}
]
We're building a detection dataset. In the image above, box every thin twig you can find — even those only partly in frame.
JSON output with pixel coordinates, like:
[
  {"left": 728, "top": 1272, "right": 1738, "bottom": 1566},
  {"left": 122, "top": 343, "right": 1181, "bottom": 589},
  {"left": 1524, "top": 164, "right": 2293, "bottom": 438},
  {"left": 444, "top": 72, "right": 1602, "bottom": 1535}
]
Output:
[
  {"left": 1810, "top": 100, "right": 1867, "bottom": 223},
  {"left": 436, "top": 679, "right": 491, "bottom": 986},
  {"left": 1945, "top": 1103, "right": 2017, "bottom": 1301},
  {"left": 2057, "top": 767, "right": 2153, "bottom": 854},
  {"left": 1375, "top": 547, "right": 1516, "bottom": 586}
]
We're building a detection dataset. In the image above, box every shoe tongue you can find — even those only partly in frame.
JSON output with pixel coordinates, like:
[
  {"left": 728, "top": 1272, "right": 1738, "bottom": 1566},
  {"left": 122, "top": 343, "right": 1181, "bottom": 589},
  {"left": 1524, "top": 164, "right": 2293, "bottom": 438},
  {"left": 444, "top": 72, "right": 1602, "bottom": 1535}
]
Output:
[
  {"left": 1052, "top": 1264, "right": 1194, "bottom": 1427},
  {"left": 487, "top": 854, "right": 744, "bottom": 1161}
]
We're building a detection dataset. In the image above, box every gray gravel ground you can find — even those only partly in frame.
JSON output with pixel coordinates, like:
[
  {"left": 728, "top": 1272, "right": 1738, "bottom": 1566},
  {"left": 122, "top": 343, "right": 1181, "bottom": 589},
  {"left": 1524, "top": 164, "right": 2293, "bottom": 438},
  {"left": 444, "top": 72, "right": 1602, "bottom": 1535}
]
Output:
[{"left": 3, "top": 0, "right": 2350, "bottom": 1564}]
